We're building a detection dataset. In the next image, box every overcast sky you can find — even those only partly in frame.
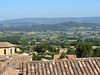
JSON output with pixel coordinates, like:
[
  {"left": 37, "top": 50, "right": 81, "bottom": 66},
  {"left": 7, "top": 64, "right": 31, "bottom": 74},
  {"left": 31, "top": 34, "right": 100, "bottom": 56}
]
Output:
[{"left": 0, "top": 0, "right": 100, "bottom": 21}]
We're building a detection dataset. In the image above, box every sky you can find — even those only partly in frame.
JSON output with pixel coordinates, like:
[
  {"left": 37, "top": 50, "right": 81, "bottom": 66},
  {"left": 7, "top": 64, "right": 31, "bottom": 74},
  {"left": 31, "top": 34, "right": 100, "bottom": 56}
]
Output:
[{"left": 0, "top": 0, "right": 100, "bottom": 21}]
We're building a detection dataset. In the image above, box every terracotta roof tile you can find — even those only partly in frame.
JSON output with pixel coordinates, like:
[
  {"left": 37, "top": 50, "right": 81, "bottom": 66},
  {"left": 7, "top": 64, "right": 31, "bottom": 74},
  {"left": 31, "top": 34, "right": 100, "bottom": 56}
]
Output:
[
  {"left": 0, "top": 53, "right": 32, "bottom": 70},
  {"left": 1, "top": 67, "right": 19, "bottom": 75},
  {"left": 0, "top": 55, "right": 7, "bottom": 61},
  {"left": 54, "top": 54, "right": 76, "bottom": 60},
  {"left": 22, "top": 57, "right": 100, "bottom": 75},
  {"left": 0, "top": 42, "right": 15, "bottom": 48},
  {"left": 9, "top": 54, "right": 32, "bottom": 69}
]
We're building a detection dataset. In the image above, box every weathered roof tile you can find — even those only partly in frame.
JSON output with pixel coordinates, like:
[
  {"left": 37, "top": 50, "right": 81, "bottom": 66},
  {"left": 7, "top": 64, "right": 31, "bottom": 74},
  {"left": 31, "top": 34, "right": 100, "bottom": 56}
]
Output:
[
  {"left": 0, "top": 42, "right": 15, "bottom": 48},
  {"left": 23, "top": 58, "right": 100, "bottom": 75}
]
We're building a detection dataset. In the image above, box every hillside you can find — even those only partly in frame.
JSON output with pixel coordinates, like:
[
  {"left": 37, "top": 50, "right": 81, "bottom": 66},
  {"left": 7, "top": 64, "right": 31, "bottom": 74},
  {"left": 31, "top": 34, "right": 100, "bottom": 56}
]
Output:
[
  {"left": 0, "top": 17, "right": 100, "bottom": 26},
  {"left": 0, "top": 21, "right": 100, "bottom": 32}
]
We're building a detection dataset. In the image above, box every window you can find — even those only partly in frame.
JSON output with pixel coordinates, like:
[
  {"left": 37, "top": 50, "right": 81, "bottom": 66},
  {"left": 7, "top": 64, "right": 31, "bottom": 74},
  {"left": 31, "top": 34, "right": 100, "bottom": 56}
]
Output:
[
  {"left": 4, "top": 49, "right": 6, "bottom": 54},
  {"left": 15, "top": 48, "right": 17, "bottom": 53},
  {"left": 10, "top": 49, "right": 12, "bottom": 54},
  {"left": 19, "top": 74, "right": 23, "bottom": 75}
]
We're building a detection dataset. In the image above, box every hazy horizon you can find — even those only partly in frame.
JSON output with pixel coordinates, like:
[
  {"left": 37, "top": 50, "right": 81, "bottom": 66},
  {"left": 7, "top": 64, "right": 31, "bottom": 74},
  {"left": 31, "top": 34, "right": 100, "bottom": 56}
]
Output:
[
  {"left": 1, "top": 16, "right": 100, "bottom": 21},
  {"left": 0, "top": 0, "right": 100, "bottom": 21}
]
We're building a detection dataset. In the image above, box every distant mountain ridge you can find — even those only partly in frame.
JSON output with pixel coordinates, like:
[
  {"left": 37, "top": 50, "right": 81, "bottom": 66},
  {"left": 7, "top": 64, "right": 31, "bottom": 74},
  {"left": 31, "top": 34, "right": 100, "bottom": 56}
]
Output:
[
  {"left": 0, "top": 17, "right": 100, "bottom": 26},
  {"left": 0, "top": 21, "right": 99, "bottom": 32}
]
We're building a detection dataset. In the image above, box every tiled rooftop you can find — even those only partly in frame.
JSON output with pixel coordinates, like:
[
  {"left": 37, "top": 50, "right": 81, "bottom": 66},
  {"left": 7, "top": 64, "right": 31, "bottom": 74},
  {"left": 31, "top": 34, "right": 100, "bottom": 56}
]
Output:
[
  {"left": 0, "top": 53, "right": 32, "bottom": 75},
  {"left": 0, "top": 53, "right": 32, "bottom": 69},
  {"left": 1, "top": 67, "right": 19, "bottom": 75},
  {"left": 0, "top": 42, "right": 15, "bottom": 48},
  {"left": 0, "top": 60, "right": 8, "bottom": 74},
  {"left": 8, "top": 54, "right": 32, "bottom": 69},
  {"left": 54, "top": 54, "right": 76, "bottom": 60},
  {"left": 23, "top": 57, "right": 100, "bottom": 75}
]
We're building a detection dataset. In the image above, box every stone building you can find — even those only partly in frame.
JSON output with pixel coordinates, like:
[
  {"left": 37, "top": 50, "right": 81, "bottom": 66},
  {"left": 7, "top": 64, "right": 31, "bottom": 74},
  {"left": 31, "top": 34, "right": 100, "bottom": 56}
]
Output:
[{"left": 0, "top": 42, "right": 16, "bottom": 55}]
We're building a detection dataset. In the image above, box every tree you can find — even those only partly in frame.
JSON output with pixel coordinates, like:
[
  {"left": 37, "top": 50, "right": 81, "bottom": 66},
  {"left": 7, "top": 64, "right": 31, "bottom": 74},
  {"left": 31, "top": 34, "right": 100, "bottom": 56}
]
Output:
[
  {"left": 66, "top": 45, "right": 70, "bottom": 49},
  {"left": 71, "top": 42, "right": 79, "bottom": 48},
  {"left": 93, "top": 48, "right": 100, "bottom": 57},
  {"left": 67, "top": 48, "right": 75, "bottom": 54},
  {"left": 76, "top": 43, "right": 93, "bottom": 57},
  {"left": 34, "top": 44, "right": 57, "bottom": 53},
  {"left": 61, "top": 44, "right": 67, "bottom": 48},
  {"left": 32, "top": 53, "right": 45, "bottom": 60}
]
